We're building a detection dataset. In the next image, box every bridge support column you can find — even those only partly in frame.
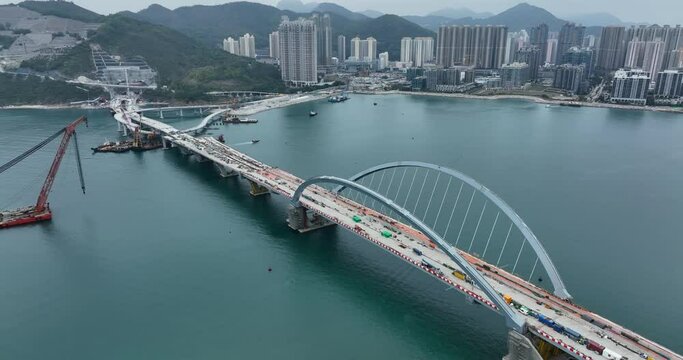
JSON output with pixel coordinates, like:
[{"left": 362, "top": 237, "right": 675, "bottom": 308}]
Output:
[
  {"left": 180, "top": 109, "right": 183, "bottom": 117},
  {"left": 502, "top": 331, "right": 543, "bottom": 360},
  {"left": 122, "top": 125, "right": 128, "bottom": 137},
  {"left": 178, "top": 146, "right": 191, "bottom": 156},
  {"left": 214, "top": 163, "right": 237, "bottom": 177},
  {"left": 287, "top": 204, "right": 334, "bottom": 233},
  {"left": 159, "top": 110, "right": 164, "bottom": 119},
  {"left": 248, "top": 180, "right": 270, "bottom": 196}
]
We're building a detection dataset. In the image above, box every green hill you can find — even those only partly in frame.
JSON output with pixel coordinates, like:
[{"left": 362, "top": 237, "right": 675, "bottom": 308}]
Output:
[
  {"left": 18, "top": 1, "right": 103, "bottom": 23},
  {"left": 129, "top": 2, "right": 435, "bottom": 59},
  {"left": 0, "top": 73, "right": 105, "bottom": 106},
  {"left": 20, "top": 15, "right": 285, "bottom": 101}
]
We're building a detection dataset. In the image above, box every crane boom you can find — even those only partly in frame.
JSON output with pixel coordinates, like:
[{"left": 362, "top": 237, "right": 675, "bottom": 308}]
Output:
[
  {"left": 35, "top": 116, "right": 88, "bottom": 212},
  {"left": 1, "top": 116, "right": 88, "bottom": 229}
]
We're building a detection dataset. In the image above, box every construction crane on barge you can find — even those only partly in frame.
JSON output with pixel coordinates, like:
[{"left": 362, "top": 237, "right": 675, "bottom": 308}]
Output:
[{"left": 0, "top": 116, "right": 88, "bottom": 229}]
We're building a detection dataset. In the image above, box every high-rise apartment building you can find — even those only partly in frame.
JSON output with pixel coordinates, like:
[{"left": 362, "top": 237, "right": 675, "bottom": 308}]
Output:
[
  {"left": 553, "top": 64, "right": 585, "bottom": 94},
  {"left": 436, "top": 25, "right": 508, "bottom": 69},
  {"left": 501, "top": 62, "right": 530, "bottom": 88},
  {"left": 561, "top": 47, "right": 594, "bottom": 77},
  {"left": 278, "top": 17, "right": 317, "bottom": 86},
  {"left": 239, "top": 33, "right": 256, "bottom": 58},
  {"left": 515, "top": 46, "right": 542, "bottom": 80},
  {"left": 400, "top": 37, "right": 412, "bottom": 63},
  {"left": 269, "top": 31, "right": 280, "bottom": 59},
  {"left": 655, "top": 70, "right": 683, "bottom": 98},
  {"left": 337, "top": 35, "right": 346, "bottom": 62},
  {"left": 583, "top": 35, "right": 596, "bottom": 48},
  {"left": 312, "top": 13, "right": 332, "bottom": 66},
  {"left": 557, "top": 23, "right": 585, "bottom": 60},
  {"left": 529, "top": 23, "right": 549, "bottom": 60},
  {"left": 595, "top": 26, "right": 626, "bottom": 72},
  {"left": 401, "top": 37, "right": 434, "bottom": 67},
  {"left": 223, "top": 37, "right": 239, "bottom": 55},
  {"left": 350, "top": 37, "right": 377, "bottom": 62},
  {"left": 546, "top": 38, "right": 558, "bottom": 64},
  {"left": 642, "top": 40, "right": 665, "bottom": 78},
  {"left": 378, "top": 52, "right": 389, "bottom": 70},
  {"left": 611, "top": 68, "right": 650, "bottom": 104}
]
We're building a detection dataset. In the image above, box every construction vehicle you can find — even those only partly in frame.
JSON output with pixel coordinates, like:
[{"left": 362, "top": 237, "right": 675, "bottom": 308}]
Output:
[{"left": 0, "top": 116, "right": 88, "bottom": 229}]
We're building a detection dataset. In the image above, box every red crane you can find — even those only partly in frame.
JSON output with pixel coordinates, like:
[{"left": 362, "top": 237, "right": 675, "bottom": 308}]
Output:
[{"left": 0, "top": 116, "right": 88, "bottom": 229}]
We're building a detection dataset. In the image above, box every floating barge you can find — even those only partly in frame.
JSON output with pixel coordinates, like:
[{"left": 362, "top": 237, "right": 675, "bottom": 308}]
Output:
[{"left": 221, "top": 115, "right": 258, "bottom": 124}]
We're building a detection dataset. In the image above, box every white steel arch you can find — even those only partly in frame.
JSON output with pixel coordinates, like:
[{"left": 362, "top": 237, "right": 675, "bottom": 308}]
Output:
[{"left": 333, "top": 161, "right": 571, "bottom": 300}]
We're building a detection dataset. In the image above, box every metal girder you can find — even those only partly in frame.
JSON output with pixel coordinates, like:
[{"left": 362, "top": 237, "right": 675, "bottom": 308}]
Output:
[
  {"left": 291, "top": 175, "right": 526, "bottom": 332},
  {"left": 334, "top": 161, "right": 571, "bottom": 300}
]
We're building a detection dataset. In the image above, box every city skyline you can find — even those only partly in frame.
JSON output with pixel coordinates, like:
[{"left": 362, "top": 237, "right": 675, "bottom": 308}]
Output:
[{"left": 11, "top": 0, "right": 682, "bottom": 25}]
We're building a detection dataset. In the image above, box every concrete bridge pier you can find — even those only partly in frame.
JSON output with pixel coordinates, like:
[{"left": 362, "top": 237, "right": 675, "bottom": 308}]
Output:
[
  {"left": 159, "top": 110, "right": 164, "bottom": 119},
  {"left": 502, "top": 331, "right": 543, "bottom": 360},
  {"left": 286, "top": 205, "right": 334, "bottom": 233},
  {"left": 214, "top": 163, "right": 238, "bottom": 177},
  {"left": 248, "top": 180, "right": 269, "bottom": 196},
  {"left": 178, "top": 146, "right": 192, "bottom": 156}
]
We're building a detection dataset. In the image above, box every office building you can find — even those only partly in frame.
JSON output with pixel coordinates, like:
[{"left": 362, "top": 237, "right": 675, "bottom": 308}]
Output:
[
  {"left": 223, "top": 37, "right": 239, "bottom": 55},
  {"left": 529, "top": 23, "right": 549, "bottom": 59},
  {"left": 269, "top": 31, "right": 279, "bottom": 59},
  {"left": 595, "top": 26, "right": 626, "bottom": 72},
  {"left": 611, "top": 68, "right": 650, "bottom": 104},
  {"left": 557, "top": 23, "right": 585, "bottom": 60},
  {"left": 239, "top": 33, "right": 256, "bottom": 58},
  {"left": 337, "top": 35, "right": 346, "bottom": 63},
  {"left": 436, "top": 25, "right": 508, "bottom": 69},
  {"left": 553, "top": 64, "right": 585, "bottom": 94},
  {"left": 312, "top": 13, "right": 332, "bottom": 66},
  {"left": 278, "top": 17, "right": 317, "bottom": 86},
  {"left": 515, "top": 46, "right": 542, "bottom": 80},
  {"left": 655, "top": 69, "right": 683, "bottom": 97},
  {"left": 501, "top": 62, "right": 530, "bottom": 88}
]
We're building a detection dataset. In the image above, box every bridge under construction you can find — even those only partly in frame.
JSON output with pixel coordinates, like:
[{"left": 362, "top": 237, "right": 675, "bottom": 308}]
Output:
[{"left": 105, "top": 96, "right": 681, "bottom": 360}]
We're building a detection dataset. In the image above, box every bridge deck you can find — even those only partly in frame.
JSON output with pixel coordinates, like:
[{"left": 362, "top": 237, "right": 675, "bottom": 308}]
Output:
[{"left": 127, "top": 110, "right": 680, "bottom": 360}]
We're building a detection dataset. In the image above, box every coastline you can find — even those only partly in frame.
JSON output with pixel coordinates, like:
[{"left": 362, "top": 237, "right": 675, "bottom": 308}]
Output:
[
  {"left": 360, "top": 90, "right": 683, "bottom": 114},
  {"left": 231, "top": 92, "right": 328, "bottom": 116},
  {"left": 3, "top": 90, "right": 681, "bottom": 115}
]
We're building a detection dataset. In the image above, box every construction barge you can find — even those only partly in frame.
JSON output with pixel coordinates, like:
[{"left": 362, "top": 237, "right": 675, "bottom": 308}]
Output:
[
  {"left": 220, "top": 114, "right": 258, "bottom": 124},
  {"left": 92, "top": 130, "right": 162, "bottom": 153}
]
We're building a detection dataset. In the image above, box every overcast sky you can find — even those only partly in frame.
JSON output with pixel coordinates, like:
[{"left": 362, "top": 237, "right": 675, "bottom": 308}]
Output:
[{"left": 12, "top": 0, "right": 683, "bottom": 24}]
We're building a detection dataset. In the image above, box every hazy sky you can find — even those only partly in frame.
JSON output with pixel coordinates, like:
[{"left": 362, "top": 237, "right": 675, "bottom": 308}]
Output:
[{"left": 10, "top": 0, "right": 683, "bottom": 24}]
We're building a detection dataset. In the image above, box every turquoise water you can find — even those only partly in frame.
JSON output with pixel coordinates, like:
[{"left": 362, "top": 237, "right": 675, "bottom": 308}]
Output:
[{"left": 1, "top": 95, "right": 682, "bottom": 359}]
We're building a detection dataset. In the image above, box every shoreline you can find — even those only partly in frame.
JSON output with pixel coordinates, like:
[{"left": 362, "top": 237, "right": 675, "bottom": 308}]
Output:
[
  {"left": 367, "top": 90, "right": 683, "bottom": 114},
  {"left": 3, "top": 90, "right": 681, "bottom": 115}
]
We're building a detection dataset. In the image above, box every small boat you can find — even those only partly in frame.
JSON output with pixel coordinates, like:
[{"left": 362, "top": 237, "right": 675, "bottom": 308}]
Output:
[
  {"left": 251, "top": 139, "right": 260, "bottom": 144},
  {"left": 217, "top": 134, "right": 225, "bottom": 143},
  {"left": 373, "top": 102, "right": 377, "bottom": 106},
  {"left": 309, "top": 111, "right": 318, "bottom": 117}
]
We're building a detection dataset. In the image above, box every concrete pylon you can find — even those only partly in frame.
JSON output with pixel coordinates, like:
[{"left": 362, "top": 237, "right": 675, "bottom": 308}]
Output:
[
  {"left": 286, "top": 204, "right": 334, "bottom": 233},
  {"left": 248, "top": 180, "right": 269, "bottom": 196},
  {"left": 502, "top": 331, "right": 543, "bottom": 360}
]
